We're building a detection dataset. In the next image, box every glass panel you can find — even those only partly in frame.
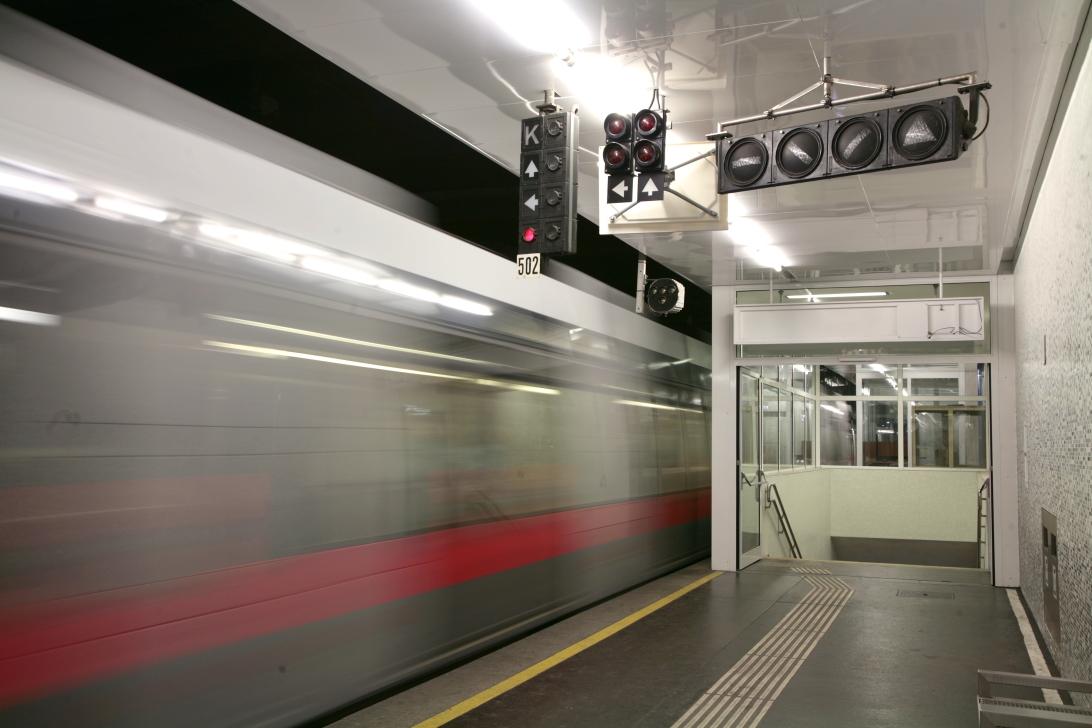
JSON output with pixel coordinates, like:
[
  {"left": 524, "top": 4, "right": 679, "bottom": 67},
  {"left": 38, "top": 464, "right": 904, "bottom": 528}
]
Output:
[
  {"left": 762, "top": 384, "right": 780, "bottom": 472},
  {"left": 762, "top": 365, "right": 778, "bottom": 381},
  {"left": 819, "top": 365, "right": 856, "bottom": 396},
  {"left": 779, "top": 365, "right": 791, "bottom": 388},
  {"left": 911, "top": 378, "right": 959, "bottom": 396},
  {"left": 820, "top": 401, "right": 857, "bottom": 465},
  {"left": 953, "top": 409, "right": 988, "bottom": 467},
  {"left": 805, "top": 400, "right": 815, "bottom": 467},
  {"left": 793, "top": 395, "right": 810, "bottom": 467},
  {"left": 804, "top": 365, "right": 815, "bottom": 394},
  {"left": 739, "top": 372, "right": 761, "bottom": 554},
  {"left": 861, "top": 377, "right": 897, "bottom": 397},
  {"left": 911, "top": 406, "right": 950, "bottom": 467},
  {"left": 862, "top": 401, "right": 899, "bottom": 467},
  {"left": 792, "top": 364, "right": 806, "bottom": 392},
  {"left": 779, "top": 389, "right": 793, "bottom": 470}
]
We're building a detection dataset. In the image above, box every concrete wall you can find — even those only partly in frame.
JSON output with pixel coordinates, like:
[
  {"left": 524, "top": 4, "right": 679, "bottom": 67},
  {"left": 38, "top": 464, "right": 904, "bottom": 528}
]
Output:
[
  {"left": 1014, "top": 8, "right": 1092, "bottom": 691},
  {"left": 830, "top": 469, "right": 985, "bottom": 543},
  {"left": 764, "top": 469, "right": 833, "bottom": 560}
]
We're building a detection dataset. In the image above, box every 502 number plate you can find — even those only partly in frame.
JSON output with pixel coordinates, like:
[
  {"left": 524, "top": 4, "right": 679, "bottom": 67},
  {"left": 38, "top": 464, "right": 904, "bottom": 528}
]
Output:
[{"left": 516, "top": 253, "right": 541, "bottom": 278}]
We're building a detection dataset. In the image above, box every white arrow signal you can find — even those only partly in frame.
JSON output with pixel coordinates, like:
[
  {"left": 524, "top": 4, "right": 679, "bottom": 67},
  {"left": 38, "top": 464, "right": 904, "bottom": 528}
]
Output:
[
  {"left": 525, "top": 160, "right": 538, "bottom": 178},
  {"left": 642, "top": 177, "right": 659, "bottom": 197},
  {"left": 524, "top": 193, "right": 538, "bottom": 211},
  {"left": 611, "top": 179, "right": 629, "bottom": 198}
]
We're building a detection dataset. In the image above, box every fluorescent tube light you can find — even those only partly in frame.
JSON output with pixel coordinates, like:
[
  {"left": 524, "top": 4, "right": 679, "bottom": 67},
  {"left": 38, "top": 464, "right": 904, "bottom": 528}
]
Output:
[
  {"left": 786, "top": 292, "right": 888, "bottom": 299},
  {"left": 0, "top": 306, "right": 60, "bottom": 326},
  {"left": 877, "top": 429, "right": 895, "bottom": 434},
  {"left": 94, "top": 196, "right": 171, "bottom": 222},
  {"left": 820, "top": 404, "right": 845, "bottom": 415},
  {"left": 0, "top": 170, "right": 78, "bottom": 202}
]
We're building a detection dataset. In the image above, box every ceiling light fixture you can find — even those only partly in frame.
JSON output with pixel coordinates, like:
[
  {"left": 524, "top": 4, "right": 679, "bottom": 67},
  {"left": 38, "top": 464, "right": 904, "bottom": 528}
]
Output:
[
  {"left": 820, "top": 404, "right": 845, "bottom": 415},
  {"left": 469, "top": 0, "right": 590, "bottom": 55},
  {"left": 786, "top": 292, "right": 888, "bottom": 299}
]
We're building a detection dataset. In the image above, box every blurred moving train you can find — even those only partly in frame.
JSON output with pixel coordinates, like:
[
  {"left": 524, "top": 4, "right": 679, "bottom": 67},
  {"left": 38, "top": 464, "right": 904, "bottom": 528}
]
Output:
[{"left": 0, "top": 169, "right": 711, "bottom": 726}]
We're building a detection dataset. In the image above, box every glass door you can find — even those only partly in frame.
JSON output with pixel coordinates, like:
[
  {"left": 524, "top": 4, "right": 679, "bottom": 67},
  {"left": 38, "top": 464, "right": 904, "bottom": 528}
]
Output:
[{"left": 739, "top": 369, "right": 763, "bottom": 567}]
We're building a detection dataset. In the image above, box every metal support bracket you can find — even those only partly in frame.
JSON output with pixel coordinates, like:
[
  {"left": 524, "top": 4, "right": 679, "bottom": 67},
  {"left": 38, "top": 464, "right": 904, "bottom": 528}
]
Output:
[
  {"left": 635, "top": 254, "right": 648, "bottom": 313},
  {"left": 707, "top": 57, "right": 979, "bottom": 136}
]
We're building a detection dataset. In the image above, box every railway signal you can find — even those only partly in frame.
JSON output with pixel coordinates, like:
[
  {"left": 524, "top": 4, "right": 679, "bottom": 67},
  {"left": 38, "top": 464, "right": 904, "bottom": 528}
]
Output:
[{"left": 520, "top": 107, "right": 579, "bottom": 263}]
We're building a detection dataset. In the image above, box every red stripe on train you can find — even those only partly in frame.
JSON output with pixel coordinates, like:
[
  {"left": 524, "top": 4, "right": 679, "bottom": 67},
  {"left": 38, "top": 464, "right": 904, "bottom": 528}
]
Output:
[{"left": 0, "top": 489, "right": 709, "bottom": 706}]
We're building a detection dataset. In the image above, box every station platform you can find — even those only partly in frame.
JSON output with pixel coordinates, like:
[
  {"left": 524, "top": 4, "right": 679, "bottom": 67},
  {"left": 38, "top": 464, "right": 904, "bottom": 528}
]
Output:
[{"left": 327, "top": 559, "right": 1039, "bottom": 728}]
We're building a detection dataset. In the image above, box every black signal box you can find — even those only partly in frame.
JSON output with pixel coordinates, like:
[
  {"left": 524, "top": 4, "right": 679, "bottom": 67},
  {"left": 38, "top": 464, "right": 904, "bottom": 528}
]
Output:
[
  {"left": 887, "top": 96, "right": 967, "bottom": 168},
  {"left": 716, "top": 95, "right": 973, "bottom": 194},
  {"left": 828, "top": 110, "right": 889, "bottom": 177},
  {"left": 772, "top": 121, "right": 828, "bottom": 185},
  {"left": 716, "top": 132, "right": 774, "bottom": 194},
  {"left": 520, "top": 111, "right": 578, "bottom": 256}
]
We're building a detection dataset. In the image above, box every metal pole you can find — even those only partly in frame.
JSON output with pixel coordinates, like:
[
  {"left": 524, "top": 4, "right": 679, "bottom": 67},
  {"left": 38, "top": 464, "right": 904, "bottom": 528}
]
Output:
[
  {"left": 711, "top": 71, "right": 978, "bottom": 133},
  {"left": 609, "top": 199, "right": 641, "bottom": 223},
  {"left": 822, "top": 56, "right": 832, "bottom": 106},
  {"left": 939, "top": 248, "right": 944, "bottom": 299},
  {"left": 665, "top": 187, "right": 718, "bottom": 218},
  {"left": 636, "top": 254, "right": 647, "bottom": 313}
]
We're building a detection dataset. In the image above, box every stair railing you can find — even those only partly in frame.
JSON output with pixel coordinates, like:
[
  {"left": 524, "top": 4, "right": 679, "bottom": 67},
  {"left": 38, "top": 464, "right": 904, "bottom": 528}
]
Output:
[
  {"left": 977, "top": 476, "right": 991, "bottom": 570},
  {"left": 764, "top": 479, "right": 802, "bottom": 559}
]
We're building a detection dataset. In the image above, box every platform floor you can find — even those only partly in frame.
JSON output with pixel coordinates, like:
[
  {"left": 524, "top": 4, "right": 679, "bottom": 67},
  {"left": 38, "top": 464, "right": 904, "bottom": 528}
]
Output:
[{"left": 330, "top": 559, "right": 1037, "bottom": 728}]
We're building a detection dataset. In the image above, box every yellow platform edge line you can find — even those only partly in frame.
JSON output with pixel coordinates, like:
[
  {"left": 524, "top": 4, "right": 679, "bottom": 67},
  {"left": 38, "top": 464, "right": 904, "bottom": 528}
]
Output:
[{"left": 411, "top": 570, "right": 723, "bottom": 728}]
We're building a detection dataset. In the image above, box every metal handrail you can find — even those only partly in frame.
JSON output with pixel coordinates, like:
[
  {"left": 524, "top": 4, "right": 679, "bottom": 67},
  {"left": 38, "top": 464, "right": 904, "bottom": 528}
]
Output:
[
  {"left": 977, "top": 477, "right": 990, "bottom": 569},
  {"left": 765, "top": 482, "right": 802, "bottom": 559}
]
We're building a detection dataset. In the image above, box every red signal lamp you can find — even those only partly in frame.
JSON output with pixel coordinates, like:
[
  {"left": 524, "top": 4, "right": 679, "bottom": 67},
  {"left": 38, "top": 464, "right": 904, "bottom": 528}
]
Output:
[
  {"left": 522, "top": 226, "right": 537, "bottom": 243},
  {"left": 634, "top": 140, "right": 660, "bottom": 168}
]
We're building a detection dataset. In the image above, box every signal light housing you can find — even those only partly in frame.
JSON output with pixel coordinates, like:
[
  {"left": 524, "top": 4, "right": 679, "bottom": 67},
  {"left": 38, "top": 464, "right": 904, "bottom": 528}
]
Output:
[
  {"left": 828, "top": 111, "right": 887, "bottom": 176},
  {"left": 645, "top": 278, "right": 685, "bottom": 315},
  {"left": 604, "top": 112, "right": 632, "bottom": 141},
  {"left": 716, "top": 133, "right": 773, "bottom": 194},
  {"left": 520, "top": 111, "right": 578, "bottom": 256},
  {"left": 888, "top": 96, "right": 966, "bottom": 168},
  {"left": 632, "top": 109, "right": 666, "bottom": 173},
  {"left": 603, "top": 141, "right": 633, "bottom": 174},
  {"left": 773, "top": 122, "right": 827, "bottom": 183},
  {"left": 715, "top": 95, "right": 973, "bottom": 194}
]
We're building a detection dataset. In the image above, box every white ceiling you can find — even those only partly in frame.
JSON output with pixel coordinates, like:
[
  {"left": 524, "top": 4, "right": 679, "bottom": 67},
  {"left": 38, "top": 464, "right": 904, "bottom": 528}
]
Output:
[{"left": 237, "top": 0, "right": 1085, "bottom": 290}]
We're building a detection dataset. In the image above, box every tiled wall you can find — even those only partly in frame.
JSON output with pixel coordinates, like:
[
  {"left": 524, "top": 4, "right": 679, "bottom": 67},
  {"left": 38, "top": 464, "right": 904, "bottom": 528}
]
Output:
[{"left": 1014, "top": 31, "right": 1092, "bottom": 693}]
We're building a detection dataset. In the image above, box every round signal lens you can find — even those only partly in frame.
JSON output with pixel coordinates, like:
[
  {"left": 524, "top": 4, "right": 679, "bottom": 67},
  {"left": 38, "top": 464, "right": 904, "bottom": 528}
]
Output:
[
  {"left": 832, "top": 117, "right": 883, "bottom": 169},
  {"left": 523, "top": 227, "right": 536, "bottom": 243},
  {"left": 893, "top": 104, "right": 947, "bottom": 160},
  {"left": 724, "top": 137, "right": 768, "bottom": 187},
  {"left": 604, "top": 142, "right": 629, "bottom": 171},
  {"left": 634, "top": 140, "right": 659, "bottom": 166},
  {"left": 776, "top": 127, "right": 823, "bottom": 179},
  {"left": 636, "top": 111, "right": 659, "bottom": 135}
]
